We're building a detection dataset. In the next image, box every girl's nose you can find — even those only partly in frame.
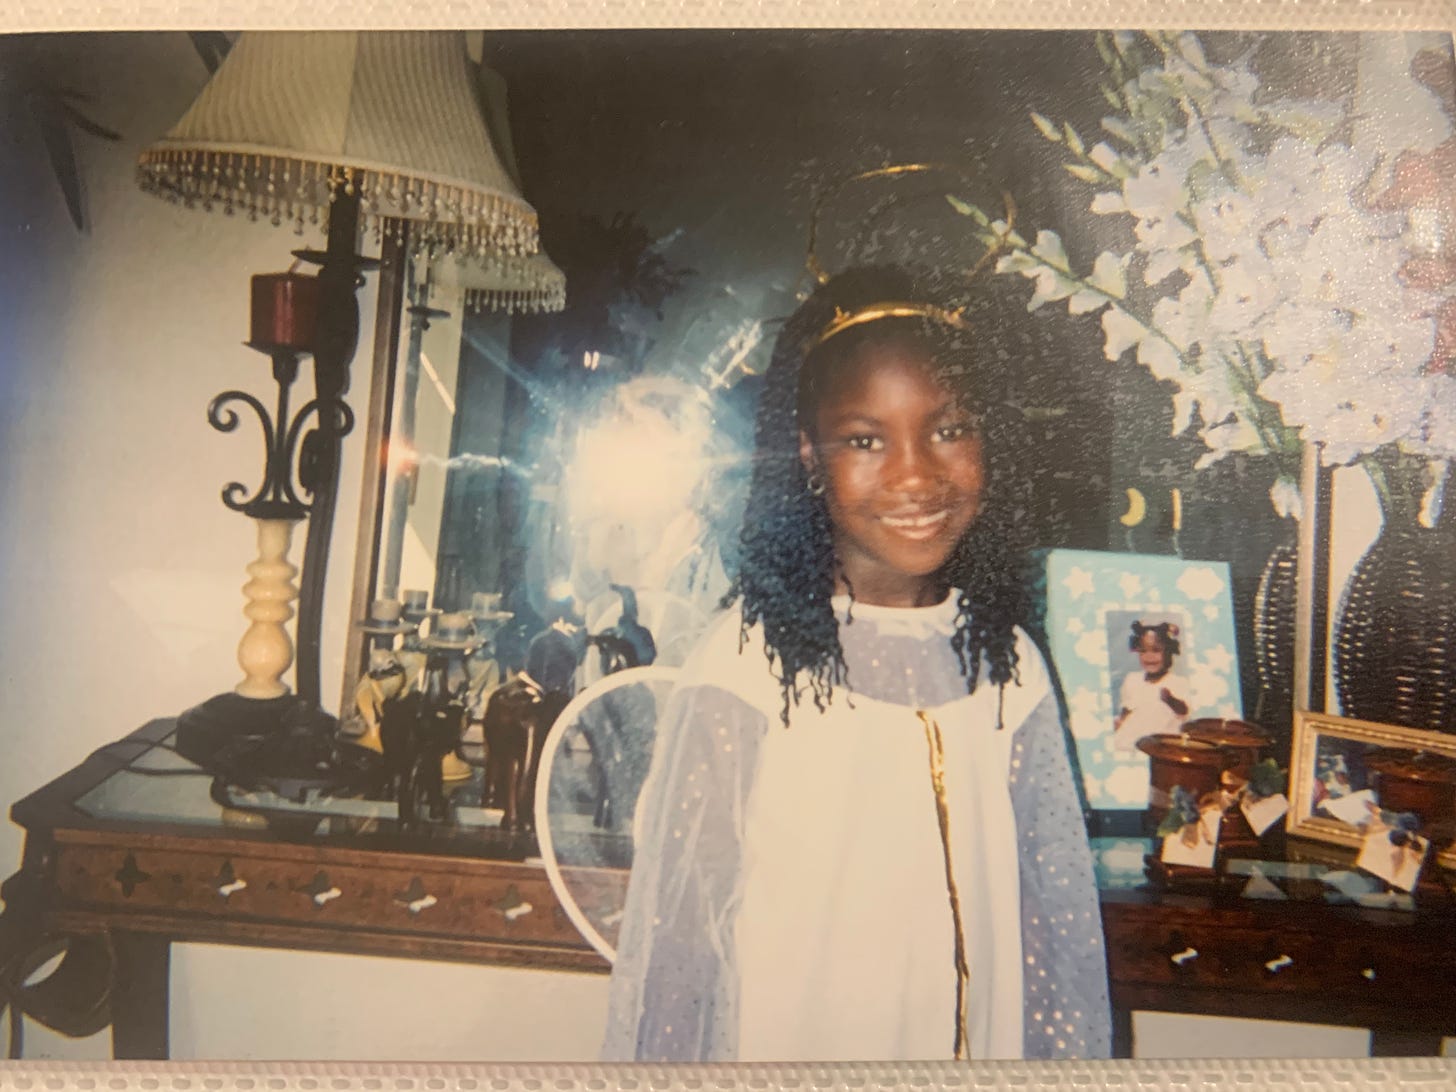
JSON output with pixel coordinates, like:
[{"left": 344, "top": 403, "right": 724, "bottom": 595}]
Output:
[{"left": 886, "top": 436, "right": 935, "bottom": 491}]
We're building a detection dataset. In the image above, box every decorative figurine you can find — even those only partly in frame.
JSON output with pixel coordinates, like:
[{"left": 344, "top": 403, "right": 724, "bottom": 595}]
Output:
[
  {"left": 587, "top": 584, "right": 657, "bottom": 676},
  {"left": 526, "top": 595, "right": 588, "bottom": 729},
  {"left": 570, "top": 585, "right": 663, "bottom": 828},
  {"left": 424, "top": 612, "right": 485, "bottom": 783},
  {"left": 574, "top": 673, "right": 659, "bottom": 832},
  {"left": 396, "top": 588, "right": 441, "bottom": 691},
  {"left": 482, "top": 670, "right": 549, "bottom": 832},
  {"left": 379, "top": 645, "right": 472, "bottom": 829},
  {"left": 345, "top": 598, "right": 418, "bottom": 754},
  {"left": 465, "top": 592, "right": 514, "bottom": 723},
  {"left": 368, "top": 611, "right": 480, "bottom": 827},
  {"left": 352, "top": 648, "right": 411, "bottom": 756}
]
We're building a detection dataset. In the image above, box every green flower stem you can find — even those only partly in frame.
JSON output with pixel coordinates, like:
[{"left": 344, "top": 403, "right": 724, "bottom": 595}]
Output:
[
  {"left": 1004, "top": 244, "right": 1192, "bottom": 367},
  {"left": 1226, "top": 345, "right": 1302, "bottom": 474},
  {"left": 1182, "top": 237, "right": 1301, "bottom": 470},
  {"left": 1009, "top": 242, "right": 1304, "bottom": 473},
  {"left": 1184, "top": 95, "right": 1243, "bottom": 191},
  {"left": 1144, "top": 34, "right": 1243, "bottom": 191}
]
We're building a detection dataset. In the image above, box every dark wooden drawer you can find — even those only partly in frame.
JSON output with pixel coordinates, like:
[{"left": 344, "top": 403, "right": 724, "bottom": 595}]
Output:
[
  {"left": 1104, "top": 899, "right": 1456, "bottom": 1010},
  {"left": 51, "top": 840, "right": 590, "bottom": 952}
]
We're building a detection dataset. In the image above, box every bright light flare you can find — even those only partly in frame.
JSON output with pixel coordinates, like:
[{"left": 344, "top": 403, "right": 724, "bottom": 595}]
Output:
[
  {"left": 386, "top": 439, "right": 418, "bottom": 476},
  {"left": 566, "top": 379, "right": 708, "bottom": 523}
]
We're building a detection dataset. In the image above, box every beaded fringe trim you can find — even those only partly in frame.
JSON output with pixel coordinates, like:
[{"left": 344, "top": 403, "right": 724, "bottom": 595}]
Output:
[
  {"left": 463, "top": 284, "right": 566, "bottom": 315},
  {"left": 137, "top": 148, "right": 539, "bottom": 258}
]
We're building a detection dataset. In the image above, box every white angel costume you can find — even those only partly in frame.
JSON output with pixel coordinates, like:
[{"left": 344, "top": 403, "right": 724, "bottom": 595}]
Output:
[{"left": 602, "top": 594, "right": 1110, "bottom": 1062}]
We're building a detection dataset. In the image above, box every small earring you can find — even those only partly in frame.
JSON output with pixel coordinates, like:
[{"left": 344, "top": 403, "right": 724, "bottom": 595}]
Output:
[{"left": 806, "top": 471, "right": 825, "bottom": 497}]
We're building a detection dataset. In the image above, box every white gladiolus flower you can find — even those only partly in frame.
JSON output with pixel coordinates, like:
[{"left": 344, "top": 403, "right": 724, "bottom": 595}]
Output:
[
  {"left": 1122, "top": 145, "right": 1198, "bottom": 217},
  {"left": 1192, "top": 191, "right": 1258, "bottom": 264},
  {"left": 1269, "top": 476, "right": 1303, "bottom": 519},
  {"left": 1133, "top": 211, "right": 1197, "bottom": 252},
  {"left": 994, "top": 30, "right": 1456, "bottom": 482},
  {"left": 1206, "top": 257, "right": 1279, "bottom": 339},
  {"left": 1101, "top": 306, "right": 1149, "bottom": 361}
]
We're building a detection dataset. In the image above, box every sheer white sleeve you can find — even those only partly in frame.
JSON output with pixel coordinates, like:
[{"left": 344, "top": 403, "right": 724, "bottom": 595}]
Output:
[
  {"left": 600, "top": 682, "right": 767, "bottom": 1062},
  {"left": 1008, "top": 643, "right": 1112, "bottom": 1059}
]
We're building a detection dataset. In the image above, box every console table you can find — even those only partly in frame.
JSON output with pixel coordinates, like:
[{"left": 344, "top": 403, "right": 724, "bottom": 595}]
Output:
[{"left": 3, "top": 719, "right": 1453, "bottom": 1060}]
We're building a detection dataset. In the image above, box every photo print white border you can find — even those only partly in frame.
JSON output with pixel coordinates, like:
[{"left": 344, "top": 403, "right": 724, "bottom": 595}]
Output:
[{"left": 3, "top": 1, "right": 1455, "bottom": 1087}]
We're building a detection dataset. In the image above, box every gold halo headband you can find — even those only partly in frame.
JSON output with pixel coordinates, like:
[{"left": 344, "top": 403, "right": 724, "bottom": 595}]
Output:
[{"left": 808, "top": 301, "right": 972, "bottom": 353}]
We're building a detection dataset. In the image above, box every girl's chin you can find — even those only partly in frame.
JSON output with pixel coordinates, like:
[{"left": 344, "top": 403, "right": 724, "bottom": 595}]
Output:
[{"left": 836, "top": 575, "right": 952, "bottom": 608}]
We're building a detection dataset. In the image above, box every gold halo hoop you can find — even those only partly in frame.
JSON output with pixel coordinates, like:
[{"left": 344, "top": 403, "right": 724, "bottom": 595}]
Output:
[{"left": 804, "top": 162, "right": 1018, "bottom": 286}]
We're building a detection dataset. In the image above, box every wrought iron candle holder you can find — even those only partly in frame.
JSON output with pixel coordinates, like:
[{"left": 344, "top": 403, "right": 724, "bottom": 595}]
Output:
[
  {"left": 175, "top": 242, "right": 380, "bottom": 794},
  {"left": 209, "top": 345, "right": 354, "bottom": 525}
]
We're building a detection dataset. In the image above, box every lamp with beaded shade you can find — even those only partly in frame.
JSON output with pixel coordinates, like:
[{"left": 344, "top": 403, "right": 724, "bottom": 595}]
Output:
[
  {"left": 137, "top": 31, "right": 540, "bottom": 257},
  {"left": 428, "top": 249, "right": 567, "bottom": 316},
  {"left": 139, "top": 30, "right": 545, "bottom": 772}
]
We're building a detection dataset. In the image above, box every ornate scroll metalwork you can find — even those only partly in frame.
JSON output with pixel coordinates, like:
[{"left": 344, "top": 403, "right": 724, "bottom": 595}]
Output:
[{"left": 207, "top": 350, "right": 356, "bottom": 522}]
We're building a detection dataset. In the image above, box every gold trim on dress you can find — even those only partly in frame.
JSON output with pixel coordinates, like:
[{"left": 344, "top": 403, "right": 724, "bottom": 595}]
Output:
[{"left": 918, "top": 709, "right": 972, "bottom": 1060}]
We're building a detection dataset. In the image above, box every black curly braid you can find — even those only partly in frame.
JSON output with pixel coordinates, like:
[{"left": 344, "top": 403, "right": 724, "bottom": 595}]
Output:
[{"left": 724, "top": 265, "right": 1036, "bottom": 725}]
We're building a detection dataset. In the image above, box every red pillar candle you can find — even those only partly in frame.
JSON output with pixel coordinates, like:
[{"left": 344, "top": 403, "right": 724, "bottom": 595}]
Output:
[{"left": 250, "top": 271, "right": 320, "bottom": 352}]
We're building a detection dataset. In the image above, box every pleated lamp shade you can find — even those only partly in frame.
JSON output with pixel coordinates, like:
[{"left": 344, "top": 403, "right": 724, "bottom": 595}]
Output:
[
  {"left": 137, "top": 31, "right": 539, "bottom": 258},
  {"left": 427, "top": 250, "right": 567, "bottom": 315}
]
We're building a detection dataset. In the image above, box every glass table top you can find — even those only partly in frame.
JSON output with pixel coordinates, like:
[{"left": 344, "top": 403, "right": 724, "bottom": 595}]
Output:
[
  {"left": 74, "top": 731, "right": 550, "bottom": 860},
  {"left": 72, "top": 729, "right": 1422, "bottom": 910}
]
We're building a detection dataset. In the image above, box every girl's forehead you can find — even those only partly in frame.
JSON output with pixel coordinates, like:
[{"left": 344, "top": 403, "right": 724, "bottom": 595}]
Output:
[
  {"left": 817, "top": 337, "right": 968, "bottom": 399},
  {"left": 843, "top": 335, "right": 942, "bottom": 370}
]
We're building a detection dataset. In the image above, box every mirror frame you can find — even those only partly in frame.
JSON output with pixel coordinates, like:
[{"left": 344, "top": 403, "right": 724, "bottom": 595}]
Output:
[{"left": 339, "top": 230, "right": 411, "bottom": 719}]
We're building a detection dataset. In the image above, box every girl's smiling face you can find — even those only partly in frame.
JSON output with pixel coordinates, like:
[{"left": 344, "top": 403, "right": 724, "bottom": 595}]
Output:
[
  {"left": 1136, "top": 630, "right": 1172, "bottom": 677},
  {"left": 800, "top": 338, "right": 984, "bottom": 608}
]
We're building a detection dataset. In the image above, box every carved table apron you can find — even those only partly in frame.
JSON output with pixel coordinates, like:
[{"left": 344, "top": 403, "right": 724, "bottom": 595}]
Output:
[{"left": 1, "top": 719, "right": 607, "bottom": 1059}]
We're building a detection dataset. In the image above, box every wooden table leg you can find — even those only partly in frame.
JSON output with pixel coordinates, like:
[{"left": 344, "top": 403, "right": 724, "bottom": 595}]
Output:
[
  {"left": 1370, "top": 1028, "right": 1445, "bottom": 1057},
  {"left": 1111, "top": 1006, "right": 1134, "bottom": 1058},
  {"left": 109, "top": 932, "right": 169, "bottom": 1060}
]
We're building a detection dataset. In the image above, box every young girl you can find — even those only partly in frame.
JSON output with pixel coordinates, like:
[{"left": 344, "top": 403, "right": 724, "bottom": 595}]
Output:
[
  {"left": 602, "top": 266, "right": 1109, "bottom": 1062},
  {"left": 1113, "top": 620, "right": 1190, "bottom": 751}
]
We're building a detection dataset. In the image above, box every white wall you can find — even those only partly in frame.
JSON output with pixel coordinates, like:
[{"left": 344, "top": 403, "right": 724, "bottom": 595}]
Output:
[{"left": 0, "top": 30, "right": 1416, "bottom": 1065}]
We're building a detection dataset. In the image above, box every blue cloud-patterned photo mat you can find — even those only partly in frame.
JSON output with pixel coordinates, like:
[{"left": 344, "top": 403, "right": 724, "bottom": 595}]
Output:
[{"left": 1042, "top": 549, "right": 1244, "bottom": 812}]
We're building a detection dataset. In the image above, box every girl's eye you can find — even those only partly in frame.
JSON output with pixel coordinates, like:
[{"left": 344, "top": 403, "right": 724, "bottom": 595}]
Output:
[
  {"left": 846, "top": 434, "right": 882, "bottom": 451},
  {"left": 935, "top": 422, "right": 974, "bottom": 442}
]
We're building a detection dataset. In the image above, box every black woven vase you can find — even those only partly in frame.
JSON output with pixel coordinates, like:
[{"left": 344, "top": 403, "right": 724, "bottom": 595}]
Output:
[
  {"left": 1333, "top": 469, "right": 1456, "bottom": 733},
  {"left": 1252, "top": 520, "right": 1299, "bottom": 756}
]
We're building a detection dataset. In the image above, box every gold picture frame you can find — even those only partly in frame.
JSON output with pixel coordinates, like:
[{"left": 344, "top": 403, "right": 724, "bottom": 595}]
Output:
[{"left": 1287, "top": 709, "right": 1456, "bottom": 870}]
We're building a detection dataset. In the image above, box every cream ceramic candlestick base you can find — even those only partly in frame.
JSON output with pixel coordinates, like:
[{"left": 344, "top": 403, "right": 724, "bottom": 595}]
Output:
[{"left": 235, "top": 517, "right": 301, "bottom": 699}]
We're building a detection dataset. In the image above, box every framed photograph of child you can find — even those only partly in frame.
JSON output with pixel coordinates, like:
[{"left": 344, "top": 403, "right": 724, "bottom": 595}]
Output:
[
  {"left": 1043, "top": 549, "right": 1243, "bottom": 813},
  {"left": 1287, "top": 710, "right": 1456, "bottom": 871}
]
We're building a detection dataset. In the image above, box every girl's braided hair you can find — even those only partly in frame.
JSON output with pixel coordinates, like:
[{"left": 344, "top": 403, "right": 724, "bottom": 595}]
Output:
[{"left": 723, "top": 264, "right": 1036, "bottom": 724}]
